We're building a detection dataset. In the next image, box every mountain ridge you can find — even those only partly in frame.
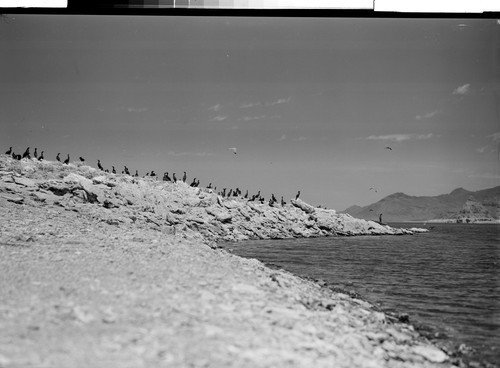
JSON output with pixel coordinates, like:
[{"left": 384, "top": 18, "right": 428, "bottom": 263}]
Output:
[{"left": 342, "top": 186, "right": 500, "bottom": 222}]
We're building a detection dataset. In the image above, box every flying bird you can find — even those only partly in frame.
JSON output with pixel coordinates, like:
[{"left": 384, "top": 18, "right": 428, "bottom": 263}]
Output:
[
  {"left": 228, "top": 147, "right": 237, "bottom": 155},
  {"left": 385, "top": 146, "right": 393, "bottom": 151}
]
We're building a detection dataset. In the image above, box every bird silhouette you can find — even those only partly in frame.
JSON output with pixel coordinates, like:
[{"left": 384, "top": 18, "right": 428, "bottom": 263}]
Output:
[
  {"left": 38, "top": 151, "right": 44, "bottom": 161},
  {"left": 33, "top": 148, "right": 38, "bottom": 159},
  {"left": 385, "top": 146, "right": 393, "bottom": 151},
  {"left": 112, "top": 166, "right": 116, "bottom": 174},
  {"left": 172, "top": 173, "right": 177, "bottom": 182},
  {"left": 63, "top": 154, "right": 70, "bottom": 165},
  {"left": 79, "top": 157, "right": 85, "bottom": 162},
  {"left": 295, "top": 190, "right": 301, "bottom": 200},
  {"left": 182, "top": 171, "right": 187, "bottom": 183},
  {"left": 98, "top": 160, "right": 104, "bottom": 170},
  {"left": 22, "top": 147, "right": 30, "bottom": 159},
  {"left": 56, "top": 153, "right": 61, "bottom": 162},
  {"left": 5, "top": 147, "right": 12, "bottom": 155},
  {"left": 135, "top": 170, "right": 139, "bottom": 177},
  {"left": 228, "top": 147, "right": 237, "bottom": 155}
]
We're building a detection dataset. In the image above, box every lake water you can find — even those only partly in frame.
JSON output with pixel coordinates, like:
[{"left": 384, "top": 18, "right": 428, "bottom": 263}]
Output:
[{"left": 222, "top": 223, "right": 500, "bottom": 366}]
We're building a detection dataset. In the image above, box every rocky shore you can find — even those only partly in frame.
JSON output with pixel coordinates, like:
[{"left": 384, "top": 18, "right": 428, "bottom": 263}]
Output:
[{"left": 0, "top": 155, "right": 464, "bottom": 368}]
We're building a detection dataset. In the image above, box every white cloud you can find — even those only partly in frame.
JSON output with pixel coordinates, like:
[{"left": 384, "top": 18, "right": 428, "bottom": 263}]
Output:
[
  {"left": 208, "top": 104, "right": 222, "bottom": 111},
  {"left": 487, "top": 132, "right": 500, "bottom": 142},
  {"left": 416, "top": 110, "right": 440, "bottom": 120},
  {"left": 240, "top": 97, "right": 291, "bottom": 108},
  {"left": 239, "top": 115, "right": 267, "bottom": 121},
  {"left": 240, "top": 102, "right": 262, "bottom": 108},
  {"left": 267, "top": 97, "right": 291, "bottom": 106},
  {"left": 210, "top": 116, "right": 227, "bottom": 121},
  {"left": 279, "top": 134, "right": 286, "bottom": 141},
  {"left": 452, "top": 83, "right": 470, "bottom": 95},
  {"left": 476, "top": 146, "right": 489, "bottom": 154},
  {"left": 365, "top": 133, "right": 436, "bottom": 142}
]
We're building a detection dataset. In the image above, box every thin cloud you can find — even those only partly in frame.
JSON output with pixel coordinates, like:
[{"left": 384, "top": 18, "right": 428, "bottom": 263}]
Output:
[
  {"left": 453, "top": 83, "right": 470, "bottom": 95},
  {"left": 239, "top": 115, "right": 267, "bottom": 121},
  {"left": 208, "top": 104, "right": 222, "bottom": 111},
  {"left": 240, "top": 97, "right": 291, "bottom": 109},
  {"left": 476, "top": 146, "right": 489, "bottom": 154},
  {"left": 487, "top": 132, "right": 500, "bottom": 142},
  {"left": 365, "top": 133, "right": 436, "bottom": 142},
  {"left": 240, "top": 102, "right": 262, "bottom": 109},
  {"left": 266, "top": 97, "right": 291, "bottom": 106},
  {"left": 278, "top": 134, "right": 287, "bottom": 141},
  {"left": 126, "top": 107, "right": 148, "bottom": 113},
  {"left": 210, "top": 116, "right": 227, "bottom": 122},
  {"left": 416, "top": 110, "right": 440, "bottom": 120}
]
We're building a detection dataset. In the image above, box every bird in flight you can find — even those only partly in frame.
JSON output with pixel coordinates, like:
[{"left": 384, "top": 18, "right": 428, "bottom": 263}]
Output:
[
  {"left": 385, "top": 146, "right": 393, "bottom": 151},
  {"left": 228, "top": 147, "right": 237, "bottom": 155}
]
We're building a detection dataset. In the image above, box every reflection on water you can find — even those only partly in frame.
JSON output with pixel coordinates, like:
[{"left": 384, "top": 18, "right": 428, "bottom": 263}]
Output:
[{"left": 223, "top": 223, "right": 500, "bottom": 365}]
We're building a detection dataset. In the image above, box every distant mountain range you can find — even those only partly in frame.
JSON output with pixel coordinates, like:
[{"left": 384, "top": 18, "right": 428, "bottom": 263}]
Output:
[{"left": 342, "top": 186, "right": 500, "bottom": 222}]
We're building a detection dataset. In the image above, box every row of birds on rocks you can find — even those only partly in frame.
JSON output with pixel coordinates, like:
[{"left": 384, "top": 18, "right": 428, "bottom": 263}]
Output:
[{"left": 4, "top": 146, "right": 305, "bottom": 208}]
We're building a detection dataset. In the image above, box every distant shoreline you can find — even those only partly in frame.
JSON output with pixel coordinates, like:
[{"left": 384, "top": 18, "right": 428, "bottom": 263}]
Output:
[{"left": 389, "top": 219, "right": 500, "bottom": 224}]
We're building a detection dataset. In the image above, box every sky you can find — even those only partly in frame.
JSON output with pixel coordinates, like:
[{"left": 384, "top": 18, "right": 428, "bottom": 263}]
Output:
[{"left": 1, "top": 15, "right": 499, "bottom": 210}]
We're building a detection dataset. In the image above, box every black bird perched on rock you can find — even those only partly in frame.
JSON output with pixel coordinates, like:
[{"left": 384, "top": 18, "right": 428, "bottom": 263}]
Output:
[
  {"left": 124, "top": 166, "right": 130, "bottom": 175},
  {"left": 172, "top": 173, "right": 177, "bottom": 182},
  {"left": 281, "top": 196, "right": 286, "bottom": 206},
  {"left": 135, "top": 170, "right": 139, "bottom": 177},
  {"left": 98, "top": 160, "right": 104, "bottom": 170},
  {"left": 22, "top": 147, "right": 30, "bottom": 159},
  {"left": 228, "top": 189, "right": 233, "bottom": 197},
  {"left": 38, "top": 151, "right": 44, "bottom": 161},
  {"left": 63, "top": 154, "right": 70, "bottom": 165},
  {"left": 295, "top": 190, "right": 301, "bottom": 200},
  {"left": 190, "top": 178, "right": 197, "bottom": 187},
  {"left": 182, "top": 171, "right": 187, "bottom": 183},
  {"left": 271, "top": 194, "right": 277, "bottom": 202},
  {"left": 33, "top": 148, "right": 38, "bottom": 159},
  {"left": 5, "top": 147, "right": 12, "bottom": 155},
  {"left": 244, "top": 190, "right": 248, "bottom": 199},
  {"left": 79, "top": 157, "right": 85, "bottom": 162},
  {"left": 15, "top": 153, "right": 21, "bottom": 160},
  {"left": 164, "top": 172, "right": 171, "bottom": 181},
  {"left": 150, "top": 171, "right": 156, "bottom": 177},
  {"left": 56, "top": 153, "right": 61, "bottom": 162},
  {"left": 207, "top": 183, "right": 212, "bottom": 189},
  {"left": 222, "top": 188, "right": 226, "bottom": 197},
  {"left": 105, "top": 169, "right": 109, "bottom": 173},
  {"left": 112, "top": 166, "right": 116, "bottom": 174}
]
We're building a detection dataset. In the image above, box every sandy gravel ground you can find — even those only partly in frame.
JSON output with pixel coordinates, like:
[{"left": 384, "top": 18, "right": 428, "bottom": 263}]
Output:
[{"left": 0, "top": 157, "right": 462, "bottom": 368}]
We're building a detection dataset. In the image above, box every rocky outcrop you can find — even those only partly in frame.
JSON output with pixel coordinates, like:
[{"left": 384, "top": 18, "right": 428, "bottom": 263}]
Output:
[{"left": 0, "top": 156, "right": 426, "bottom": 246}]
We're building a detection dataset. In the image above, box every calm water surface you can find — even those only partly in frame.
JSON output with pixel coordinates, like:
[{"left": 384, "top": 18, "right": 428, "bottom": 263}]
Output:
[{"left": 222, "top": 223, "right": 500, "bottom": 365}]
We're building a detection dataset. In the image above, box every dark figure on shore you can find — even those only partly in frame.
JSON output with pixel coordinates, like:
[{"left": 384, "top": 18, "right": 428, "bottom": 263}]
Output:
[
  {"left": 79, "top": 157, "right": 85, "bottom": 162},
  {"left": 244, "top": 190, "right": 248, "bottom": 199},
  {"left": 56, "top": 153, "right": 61, "bottom": 162},
  {"left": 269, "top": 198, "right": 274, "bottom": 207},
  {"left": 38, "top": 151, "right": 44, "bottom": 161},
  {"left": 379, "top": 214, "right": 383, "bottom": 223},
  {"left": 222, "top": 188, "right": 226, "bottom": 197},
  {"left": 172, "top": 173, "right": 177, "bottom": 182},
  {"left": 281, "top": 196, "right": 286, "bottom": 206},
  {"left": 135, "top": 170, "right": 139, "bottom": 177},
  {"left": 5, "top": 147, "right": 12, "bottom": 155},
  {"left": 207, "top": 183, "right": 212, "bottom": 189},
  {"left": 124, "top": 166, "right": 130, "bottom": 175},
  {"left": 33, "top": 148, "right": 38, "bottom": 159},
  {"left": 22, "top": 147, "right": 30, "bottom": 159},
  {"left": 385, "top": 146, "right": 393, "bottom": 151},
  {"left": 150, "top": 171, "right": 156, "bottom": 177},
  {"left": 227, "top": 189, "right": 233, "bottom": 197},
  {"left": 63, "top": 154, "right": 70, "bottom": 165},
  {"left": 105, "top": 169, "right": 109, "bottom": 173},
  {"left": 271, "top": 194, "right": 277, "bottom": 202},
  {"left": 182, "top": 171, "right": 187, "bottom": 183},
  {"left": 15, "top": 154, "right": 21, "bottom": 160},
  {"left": 98, "top": 160, "right": 104, "bottom": 170},
  {"left": 164, "top": 172, "right": 171, "bottom": 181},
  {"left": 190, "top": 178, "right": 197, "bottom": 187},
  {"left": 112, "top": 166, "right": 116, "bottom": 174},
  {"left": 295, "top": 190, "right": 301, "bottom": 200}
]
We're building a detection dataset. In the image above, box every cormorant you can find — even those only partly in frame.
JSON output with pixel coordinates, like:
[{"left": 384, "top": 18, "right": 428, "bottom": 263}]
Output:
[
  {"left": 182, "top": 171, "right": 187, "bottom": 183},
  {"left": 281, "top": 196, "right": 286, "bottom": 206},
  {"left": 150, "top": 171, "right": 156, "bottom": 177},
  {"left": 135, "top": 170, "right": 139, "bottom": 177},
  {"left": 271, "top": 194, "right": 277, "bottom": 202},
  {"left": 228, "top": 189, "right": 233, "bottom": 197},
  {"left": 172, "top": 173, "right": 177, "bottom": 182},
  {"left": 33, "top": 148, "right": 38, "bottom": 159},
  {"left": 295, "top": 190, "right": 301, "bottom": 200},
  {"left": 63, "top": 154, "right": 70, "bottom": 165},
  {"left": 5, "top": 147, "right": 12, "bottom": 155},
  {"left": 385, "top": 146, "right": 393, "bottom": 151},
  {"left": 222, "top": 188, "right": 226, "bottom": 197},
  {"left": 22, "top": 147, "right": 30, "bottom": 159},
  {"left": 379, "top": 214, "right": 383, "bottom": 223},
  {"left": 112, "top": 166, "right": 116, "bottom": 174},
  {"left": 244, "top": 190, "right": 248, "bottom": 199},
  {"left": 207, "top": 183, "right": 212, "bottom": 189},
  {"left": 56, "top": 153, "right": 61, "bottom": 162},
  {"left": 79, "top": 157, "right": 85, "bottom": 162},
  {"left": 98, "top": 160, "right": 104, "bottom": 170},
  {"left": 164, "top": 172, "right": 171, "bottom": 181},
  {"left": 190, "top": 178, "right": 197, "bottom": 187},
  {"left": 38, "top": 151, "right": 44, "bottom": 161}
]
